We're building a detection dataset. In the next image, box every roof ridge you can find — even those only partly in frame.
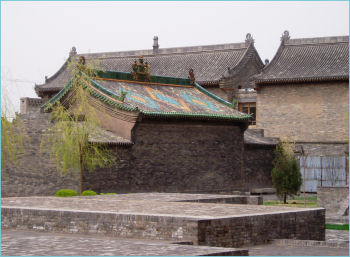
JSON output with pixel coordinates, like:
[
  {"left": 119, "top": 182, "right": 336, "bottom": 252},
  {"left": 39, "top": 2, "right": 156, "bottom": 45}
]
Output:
[
  {"left": 286, "top": 36, "right": 348, "bottom": 45},
  {"left": 78, "top": 42, "right": 247, "bottom": 59}
]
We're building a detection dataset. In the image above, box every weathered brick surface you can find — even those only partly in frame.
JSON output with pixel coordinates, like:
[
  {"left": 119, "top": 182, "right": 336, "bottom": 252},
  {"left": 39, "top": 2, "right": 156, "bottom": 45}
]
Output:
[
  {"left": 257, "top": 82, "right": 349, "bottom": 143},
  {"left": 84, "top": 122, "right": 247, "bottom": 194},
  {"left": 318, "top": 186, "right": 349, "bottom": 216},
  {"left": 244, "top": 146, "right": 274, "bottom": 189},
  {"left": 198, "top": 210, "right": 325, "bottom": 247}
]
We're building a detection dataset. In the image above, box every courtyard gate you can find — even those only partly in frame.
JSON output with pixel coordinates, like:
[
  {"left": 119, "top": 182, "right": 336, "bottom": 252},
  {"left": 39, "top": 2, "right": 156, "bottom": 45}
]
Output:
[{"left": 299, "top": 156, "right": 347, "bottom": 193}]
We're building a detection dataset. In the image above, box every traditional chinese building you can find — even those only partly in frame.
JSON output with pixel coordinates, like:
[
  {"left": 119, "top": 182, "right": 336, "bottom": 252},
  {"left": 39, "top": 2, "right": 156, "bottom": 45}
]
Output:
[
  {"left": 254, "top": 32, "right": 349, "bottom": 191},
  {"left": 35, "top": 35, "right": 264, "bottom": 124},
  {"left": 2, "top": 54, "right": 276, "bottom": 196}
]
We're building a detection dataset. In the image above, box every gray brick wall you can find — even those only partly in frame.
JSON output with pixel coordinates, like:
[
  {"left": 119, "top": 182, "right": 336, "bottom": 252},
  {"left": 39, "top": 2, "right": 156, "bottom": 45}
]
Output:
[
  {"left": 83, "top": 122, "right": 247, "bottom": 194},
  {"left": 257, "top": 82, "right": 349, "bottom": 143}
]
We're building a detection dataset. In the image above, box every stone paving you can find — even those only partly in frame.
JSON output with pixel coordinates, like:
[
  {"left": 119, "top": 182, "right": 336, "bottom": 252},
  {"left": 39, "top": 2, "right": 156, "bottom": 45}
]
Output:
[
  {"left": 326, "top": 229, "right": 349, "bottom": 243},
  {"left": 248, "top": 243, "right": 349, "bottom": 256},
  {"left": 1, "top": 229, "right": 348, "bottom": 256},
  {"left": 82, "top": 192, "right": 262, "bottom": 204},
  {"left": 1, "top": 229, "right": 248, "bottom": 256},
  {"left": 1, "top": 196, "right": 317, "bottom": 218}
]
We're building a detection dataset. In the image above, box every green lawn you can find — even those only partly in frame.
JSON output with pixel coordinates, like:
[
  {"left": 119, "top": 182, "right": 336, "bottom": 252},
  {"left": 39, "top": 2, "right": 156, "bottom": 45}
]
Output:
[
  {"left": 263, "top": 195, "right": 318, "bottom": 208},
  {"left": 326, "top": 224, "right": 349, "bottom": 230}
]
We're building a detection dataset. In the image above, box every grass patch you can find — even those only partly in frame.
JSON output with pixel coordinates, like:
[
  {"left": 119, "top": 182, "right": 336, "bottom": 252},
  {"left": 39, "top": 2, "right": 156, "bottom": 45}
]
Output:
[
  {"left": 326, "top": 224, "right": 349, "bottom": 230},
  {"left": 263, "top": 199, "right": 317, "bottom": 208},
  {"left": 291, "top": 195, "right": 317, "bottom": 201}
]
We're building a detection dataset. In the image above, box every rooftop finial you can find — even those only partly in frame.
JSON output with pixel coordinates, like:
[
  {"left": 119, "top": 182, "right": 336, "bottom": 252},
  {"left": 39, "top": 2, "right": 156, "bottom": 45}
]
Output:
[
  {"left": 69, "top": 46, "right": 77, "bottom": 57},
  {"left": 265, "top": 59, "right": 270, "bottom": 65},
  {"left": 153, "top": 36, "right": 159, "bottom": 51},
  {"left": 188, "top": 68, "right": 195, "bottom": 84},
  {"left": 281, "top": 30, "right": 290, "bottom": 43},
  {"left": 245, "top": 33, "right": 254, "bottom": 45}
]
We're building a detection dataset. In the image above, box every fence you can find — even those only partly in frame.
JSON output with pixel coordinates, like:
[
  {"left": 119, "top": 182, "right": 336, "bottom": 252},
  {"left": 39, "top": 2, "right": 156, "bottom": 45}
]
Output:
[{"left": 299, "top": 156, "right": 348, "bottom": 193}]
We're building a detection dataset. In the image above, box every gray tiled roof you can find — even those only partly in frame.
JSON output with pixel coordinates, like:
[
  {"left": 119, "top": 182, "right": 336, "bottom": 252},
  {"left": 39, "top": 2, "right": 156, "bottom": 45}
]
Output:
[
  {"left": 88, "top": 128, "right": 132, "bottom": 145},
  {"left": 244, "top": 129, "right": 278, "bottom": 146},
  {"left": 255, "top": 35, "right": 349, "bottom": 84},
  {"left": 35, "top": 41, "right": 254, "bottom": 95}
]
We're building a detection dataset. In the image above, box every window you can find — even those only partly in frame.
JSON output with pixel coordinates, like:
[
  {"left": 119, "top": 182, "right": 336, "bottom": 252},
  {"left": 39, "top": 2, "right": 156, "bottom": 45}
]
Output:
[{"left": 239, "top": 103, "right": 256, "bottom": 125}]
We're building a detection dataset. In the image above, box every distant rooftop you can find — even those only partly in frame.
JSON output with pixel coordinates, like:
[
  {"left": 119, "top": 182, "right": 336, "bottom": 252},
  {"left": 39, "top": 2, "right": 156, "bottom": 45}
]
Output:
[
  {"left": 35, "top": 34, "right": 260, "bottom": 96},
  {"left": 255, "top": 32, "right": 349, "bottom": 84}
]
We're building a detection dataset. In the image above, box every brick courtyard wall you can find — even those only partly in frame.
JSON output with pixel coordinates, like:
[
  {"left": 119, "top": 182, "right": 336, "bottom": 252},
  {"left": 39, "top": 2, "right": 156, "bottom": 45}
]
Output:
[
  {"left": 318, "top": 186, "right": 349, "bottom": 216},
  {"left": 198, "top": 209, "right": 325, "bottom": 247},
  {"left": 83, "top": 121, "right": 247, "bottom": 194},
  {"left": 244, "top": 145, "right": 274, "bottom": 189},
  {"left": 1, "top": 98, "right": 80, "bottom": 197},
  {"left": 256, "top": 82, "right": 349, "bottom": 143}
]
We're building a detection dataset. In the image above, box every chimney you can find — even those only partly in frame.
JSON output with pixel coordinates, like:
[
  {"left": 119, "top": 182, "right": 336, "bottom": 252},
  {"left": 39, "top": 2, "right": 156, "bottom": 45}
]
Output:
[{"left": 153, "top": 36, "right": 159, "bottom": 52}]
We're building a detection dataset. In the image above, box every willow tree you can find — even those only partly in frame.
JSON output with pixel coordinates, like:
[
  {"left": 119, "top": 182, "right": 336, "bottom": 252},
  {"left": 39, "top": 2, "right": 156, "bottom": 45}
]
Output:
[
  {"left": 1, "top": 114, "right": 27, "bottom": 170},
  {"left": 41, "top": 67, "right": 116, "bottom": 194},
  {"left": 1, "top": 82, "right": 28, "bottom": 171}
]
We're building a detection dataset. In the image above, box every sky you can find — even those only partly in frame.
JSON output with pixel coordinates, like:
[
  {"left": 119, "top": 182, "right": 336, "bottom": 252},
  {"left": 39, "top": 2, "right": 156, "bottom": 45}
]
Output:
[{"left": 1, "top": 1, "right": 349, "bottom": 116}]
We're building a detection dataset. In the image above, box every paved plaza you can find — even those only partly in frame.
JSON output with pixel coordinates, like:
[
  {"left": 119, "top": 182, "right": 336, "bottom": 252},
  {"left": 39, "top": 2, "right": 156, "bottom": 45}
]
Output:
[
  {"left": 1, "top": 193, "right": 330, "bottom": 255},
  {"left": 1, "top": 229, "right": 247, "bottom": 256},
  {"left": 1, "top": 229, "right": 348, "bottom": 256}
]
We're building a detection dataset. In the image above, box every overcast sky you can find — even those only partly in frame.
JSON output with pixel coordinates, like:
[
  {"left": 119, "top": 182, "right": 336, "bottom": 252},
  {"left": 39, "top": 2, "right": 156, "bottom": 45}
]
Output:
[{"left": 1, "top": 1, "right": 349, "bottom": 115}]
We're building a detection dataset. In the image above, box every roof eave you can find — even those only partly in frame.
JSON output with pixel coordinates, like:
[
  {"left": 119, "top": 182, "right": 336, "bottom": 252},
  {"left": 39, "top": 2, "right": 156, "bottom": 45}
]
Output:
[{"left": 255, "top": 75, "right": 349, "bottom": 85}]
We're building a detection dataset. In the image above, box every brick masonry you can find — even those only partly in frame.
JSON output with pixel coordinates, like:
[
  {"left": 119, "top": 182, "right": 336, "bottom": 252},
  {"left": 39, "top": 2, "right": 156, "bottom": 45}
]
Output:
[
  {"left": 317, "top": 186, "right": 349, "bottom": 216},
  {"left": 83, "top": 121, "right": 248, "bottom": 194},
  {"left": 244, "top": 145, "right": 274, "bottom": 189},
  {"left": 257, "top": 82, "right": 349, "bottom": 144},
  {"left": 1, "top": 197, "right": 325, "bottom": 248}
]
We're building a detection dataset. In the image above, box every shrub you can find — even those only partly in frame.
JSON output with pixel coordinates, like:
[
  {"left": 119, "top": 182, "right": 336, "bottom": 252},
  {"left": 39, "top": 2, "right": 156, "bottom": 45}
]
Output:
[
  {"left": 55, "top": 189, "right": 78, "bottom": 197},
  {"left": 271, "top": 139, "right": 302, "bottom": 204},
  {"left": 81, "top": 190, "right": 97, "bottom": 196}
]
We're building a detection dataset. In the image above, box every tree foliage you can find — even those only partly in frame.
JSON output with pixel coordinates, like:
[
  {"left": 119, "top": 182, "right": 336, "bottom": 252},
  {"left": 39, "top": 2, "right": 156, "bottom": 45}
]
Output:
[
  {"left": 1, "top": 114, "right": 27, "bottom": 170},
  {"left": 1, "top": 82, "right": 28, "bottom": 170},
  {"left": 41, "top": 68, "right": 116, "bottom": 194},
  {"left": 271, "top": 139, "right": 302, "bottom": 204}
]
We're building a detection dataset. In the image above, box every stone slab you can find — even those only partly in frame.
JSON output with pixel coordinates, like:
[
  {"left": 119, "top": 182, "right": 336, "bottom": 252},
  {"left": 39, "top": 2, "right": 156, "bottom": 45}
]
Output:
[
  {"left": 83, "top": 192, "right": 262, "bottom": 205},
  {"left": 1, "top": 229, "right": 248, "bottom": 256},
  {"left": 1, "top": 196, "right": 325, "bottom": 247}
]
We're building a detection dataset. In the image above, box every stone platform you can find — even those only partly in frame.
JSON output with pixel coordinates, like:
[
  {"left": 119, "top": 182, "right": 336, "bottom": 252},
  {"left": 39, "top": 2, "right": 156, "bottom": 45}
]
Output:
[
  {"left": 2, "top": 195, "right": 325, "bottom": 248},
  {"left": 86, "top": 192, "right": 262, "bottom": 205}
]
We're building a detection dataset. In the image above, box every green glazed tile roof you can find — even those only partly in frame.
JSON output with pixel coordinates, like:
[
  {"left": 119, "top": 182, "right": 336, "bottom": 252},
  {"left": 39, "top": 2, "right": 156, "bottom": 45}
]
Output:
[{"left": 42, "top": 69, "right": 251, "bottom": 122}]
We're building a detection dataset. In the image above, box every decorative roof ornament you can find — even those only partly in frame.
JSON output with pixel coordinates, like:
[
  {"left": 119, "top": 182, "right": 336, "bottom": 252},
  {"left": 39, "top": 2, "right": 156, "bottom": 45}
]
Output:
[
  {"left": 265, "top": 59, "right": 270, "bottom": 65},
  {"left": 245, "top": 33, "right": 254, "bottom": 45},
  {"left": 69, "top": 46, "right": 77, "bottom": 57},
  {"left": 77, "top": 56, "right": 86, "bottom": 71},
  {"left": 78, "top": 56, "right": 86, "bottom": 65},
  {"left": 188, "top": 68, "right": 195, "bottom": 84},
  {"left": 281, "top": 30, "right": 290, "bottom": 43},
  {"left": 223, "top": 67, "right": 231, "bottom": 79},
  {"left": 132, "top": 56, "right": 150, "bottom": 82}
]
